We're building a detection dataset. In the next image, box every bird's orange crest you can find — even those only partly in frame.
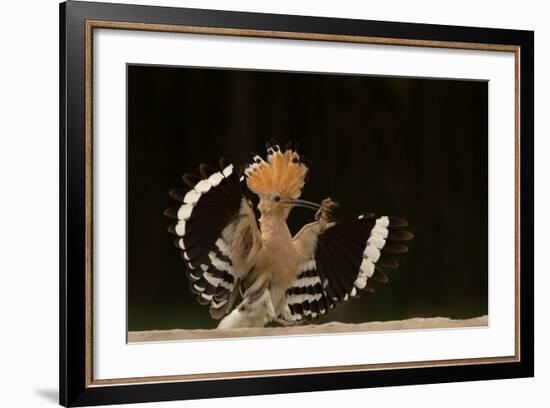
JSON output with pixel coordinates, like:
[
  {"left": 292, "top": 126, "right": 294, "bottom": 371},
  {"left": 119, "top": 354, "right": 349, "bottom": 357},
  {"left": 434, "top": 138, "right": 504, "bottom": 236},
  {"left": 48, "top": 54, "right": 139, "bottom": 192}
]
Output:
[{"left": 245, "top": 142, "right": 309, "bottom": 199}]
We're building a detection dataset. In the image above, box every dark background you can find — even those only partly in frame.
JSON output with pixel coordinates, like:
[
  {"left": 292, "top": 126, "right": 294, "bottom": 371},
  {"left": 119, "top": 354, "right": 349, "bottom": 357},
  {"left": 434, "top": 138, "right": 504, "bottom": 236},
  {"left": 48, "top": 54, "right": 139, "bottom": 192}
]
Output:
[{"left": 127, "top": 64, "right": 488, "bottom": 332}]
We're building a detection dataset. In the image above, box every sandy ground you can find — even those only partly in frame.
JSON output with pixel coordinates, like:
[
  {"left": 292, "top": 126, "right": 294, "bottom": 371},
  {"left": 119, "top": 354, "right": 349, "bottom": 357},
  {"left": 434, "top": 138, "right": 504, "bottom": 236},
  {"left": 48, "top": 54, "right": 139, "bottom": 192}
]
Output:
[{"left": 128, "top": 315, "right": 488, "bottom": 343}]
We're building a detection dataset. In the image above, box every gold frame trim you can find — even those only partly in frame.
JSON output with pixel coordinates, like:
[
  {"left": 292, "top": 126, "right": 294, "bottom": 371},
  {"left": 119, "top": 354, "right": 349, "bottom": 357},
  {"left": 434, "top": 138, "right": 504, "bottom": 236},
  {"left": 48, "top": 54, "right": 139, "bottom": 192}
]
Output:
[{"left": 84, "top": 20, "right": 521, "bottom": 388}]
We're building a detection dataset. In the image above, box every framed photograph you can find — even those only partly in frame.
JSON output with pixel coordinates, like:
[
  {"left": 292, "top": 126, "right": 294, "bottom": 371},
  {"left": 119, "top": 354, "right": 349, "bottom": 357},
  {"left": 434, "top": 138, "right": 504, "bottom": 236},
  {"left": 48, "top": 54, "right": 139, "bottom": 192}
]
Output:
[{"left": 60, "top": 1, "right": 534, "bottom": 406}]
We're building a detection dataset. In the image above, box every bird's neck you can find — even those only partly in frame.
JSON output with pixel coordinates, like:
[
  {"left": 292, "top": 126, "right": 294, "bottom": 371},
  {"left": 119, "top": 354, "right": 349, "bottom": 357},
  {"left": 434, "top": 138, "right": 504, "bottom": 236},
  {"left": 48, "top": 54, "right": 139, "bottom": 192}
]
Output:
[{"left": 259, "top": 214, "right": 292, "bottom": 245}]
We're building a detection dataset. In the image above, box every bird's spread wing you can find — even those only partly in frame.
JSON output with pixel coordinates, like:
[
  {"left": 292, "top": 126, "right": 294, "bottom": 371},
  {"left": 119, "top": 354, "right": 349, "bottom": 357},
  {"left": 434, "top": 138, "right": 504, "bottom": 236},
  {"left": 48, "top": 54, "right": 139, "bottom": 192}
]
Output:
[
  {"left": 283, "top": 214, "right": 413, "bottom": 322},
  {"left": 166, "top": 159, "right": 262, "bottom": 319}
]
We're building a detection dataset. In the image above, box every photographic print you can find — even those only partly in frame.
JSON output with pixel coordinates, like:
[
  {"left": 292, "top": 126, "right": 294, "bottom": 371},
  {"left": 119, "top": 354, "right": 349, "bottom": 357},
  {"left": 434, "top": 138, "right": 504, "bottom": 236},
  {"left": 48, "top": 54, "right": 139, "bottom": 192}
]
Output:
[
  {"left": 127, "top": 65, "right": 488, "bottom": 342},
  {"left": 60, "top": 4, "right": 533, "bottom": 404}
]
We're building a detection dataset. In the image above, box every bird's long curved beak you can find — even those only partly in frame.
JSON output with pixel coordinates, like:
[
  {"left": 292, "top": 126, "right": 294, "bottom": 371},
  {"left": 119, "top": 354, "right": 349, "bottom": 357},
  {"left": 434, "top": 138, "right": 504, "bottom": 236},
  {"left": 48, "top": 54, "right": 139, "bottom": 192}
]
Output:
[{"left": 284, "top": 199, "right": 324, "bottom": 211}]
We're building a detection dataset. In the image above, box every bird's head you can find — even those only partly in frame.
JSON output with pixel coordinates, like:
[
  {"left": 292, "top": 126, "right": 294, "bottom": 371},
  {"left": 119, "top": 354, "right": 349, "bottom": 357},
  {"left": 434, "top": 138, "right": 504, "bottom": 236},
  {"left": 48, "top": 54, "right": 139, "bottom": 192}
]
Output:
[{"left": 245, "top": 141, "right": 321, "bottom": 220}]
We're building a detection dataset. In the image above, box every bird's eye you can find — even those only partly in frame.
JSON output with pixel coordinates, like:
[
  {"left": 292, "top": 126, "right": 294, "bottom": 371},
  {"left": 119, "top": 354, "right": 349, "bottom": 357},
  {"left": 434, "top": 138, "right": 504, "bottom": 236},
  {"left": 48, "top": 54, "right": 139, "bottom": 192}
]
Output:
[{"left": 273, "top": 195, "right": 281, "bottom": 202}]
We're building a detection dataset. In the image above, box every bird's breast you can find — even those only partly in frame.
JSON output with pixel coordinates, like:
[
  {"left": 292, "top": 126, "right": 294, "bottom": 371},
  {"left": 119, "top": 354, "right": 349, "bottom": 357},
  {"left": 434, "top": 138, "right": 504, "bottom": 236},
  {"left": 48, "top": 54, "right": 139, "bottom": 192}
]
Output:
[
  {"left": 256, "top": 217, "right": 301, "bottom": 306},
  {"left": 259, "top": 239, "right": 299, "bottom": 308}
]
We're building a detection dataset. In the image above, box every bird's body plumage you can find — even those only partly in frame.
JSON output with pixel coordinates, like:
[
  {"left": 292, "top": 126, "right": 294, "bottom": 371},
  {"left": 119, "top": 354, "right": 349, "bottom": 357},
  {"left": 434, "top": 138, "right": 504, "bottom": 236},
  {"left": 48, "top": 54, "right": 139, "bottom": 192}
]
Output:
[{"left": 165, "top": 141, "right": 413, "bottom": 329}]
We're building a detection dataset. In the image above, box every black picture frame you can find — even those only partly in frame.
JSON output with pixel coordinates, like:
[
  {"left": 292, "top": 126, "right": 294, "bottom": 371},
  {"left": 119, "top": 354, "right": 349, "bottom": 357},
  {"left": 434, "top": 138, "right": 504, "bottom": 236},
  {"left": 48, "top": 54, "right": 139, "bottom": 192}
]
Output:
[{"left": 60, "top": 1, "right": 534, "bottom": 406}]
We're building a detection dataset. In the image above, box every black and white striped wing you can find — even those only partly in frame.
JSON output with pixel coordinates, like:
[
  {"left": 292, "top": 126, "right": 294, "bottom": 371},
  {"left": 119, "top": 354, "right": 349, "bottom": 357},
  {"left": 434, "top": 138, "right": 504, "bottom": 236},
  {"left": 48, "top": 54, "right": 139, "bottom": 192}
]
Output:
[
  {"left": 165, "top": 160, "right": 261, "bottom": 319},
  {"left": 284, "top": 214, "right": 413, "bottom": 322}
]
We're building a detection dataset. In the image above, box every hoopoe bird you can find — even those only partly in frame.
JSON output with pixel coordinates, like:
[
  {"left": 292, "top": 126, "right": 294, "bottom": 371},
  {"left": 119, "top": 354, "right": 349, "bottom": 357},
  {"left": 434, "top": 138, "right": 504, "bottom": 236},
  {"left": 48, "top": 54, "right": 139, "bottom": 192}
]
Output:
[{"left": 165, "top": 140, "right": 413, "bottom": 329}]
